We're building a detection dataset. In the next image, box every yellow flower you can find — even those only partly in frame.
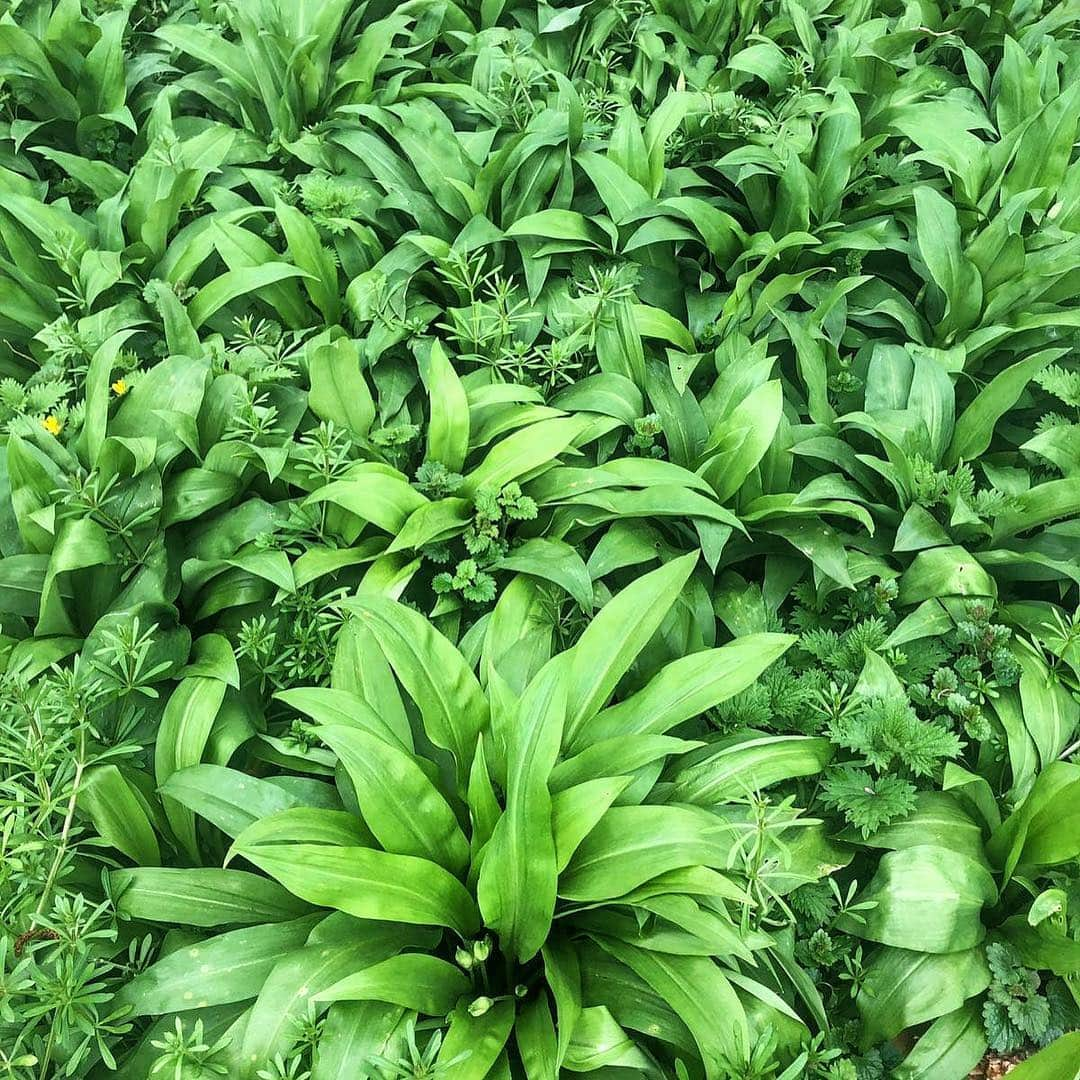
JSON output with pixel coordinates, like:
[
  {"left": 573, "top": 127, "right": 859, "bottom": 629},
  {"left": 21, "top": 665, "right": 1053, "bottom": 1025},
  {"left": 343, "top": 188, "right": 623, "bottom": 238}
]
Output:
[
  {"left": 42, "top": 415, "right": 62, "bottom": 436},
  {"left": 111, "top": 378, "right": 129, "bottom": 396}
]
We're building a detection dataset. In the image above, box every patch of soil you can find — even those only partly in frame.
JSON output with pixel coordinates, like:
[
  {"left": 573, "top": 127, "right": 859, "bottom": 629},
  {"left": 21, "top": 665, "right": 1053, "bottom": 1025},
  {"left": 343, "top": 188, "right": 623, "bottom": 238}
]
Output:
[{"left": 968, "top": 1053, "right": 1029, "bottom": 1078}]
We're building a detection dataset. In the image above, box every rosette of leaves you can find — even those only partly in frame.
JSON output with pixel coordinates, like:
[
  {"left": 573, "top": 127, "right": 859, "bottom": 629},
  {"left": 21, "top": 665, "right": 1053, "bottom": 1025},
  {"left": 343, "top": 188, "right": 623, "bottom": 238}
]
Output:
[
  {"left": 150, "top": 0, "right": 388, "bottom": 152},
  {"left": 0, "top": 2, "right": 138, "bottom": 174},
  {"left": 107, "top": 556, "right": 842, "bottom": 1078},
  {"left": 299, "top": 337, "right": 757, "bottom": 622}
]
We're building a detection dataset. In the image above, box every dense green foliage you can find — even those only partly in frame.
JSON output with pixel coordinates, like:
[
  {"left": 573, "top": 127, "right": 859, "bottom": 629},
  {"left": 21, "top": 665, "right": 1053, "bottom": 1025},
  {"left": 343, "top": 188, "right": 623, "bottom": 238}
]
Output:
[{"left": 2, "top": 0, "right": 1080, "bottom": 1077}]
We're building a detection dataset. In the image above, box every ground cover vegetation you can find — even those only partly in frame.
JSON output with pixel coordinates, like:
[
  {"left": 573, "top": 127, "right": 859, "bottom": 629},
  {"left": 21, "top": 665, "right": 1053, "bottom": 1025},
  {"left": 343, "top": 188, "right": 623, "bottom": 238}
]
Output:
[{"left": 1, "top": 0, "right": 1079, "bottom": 1077}]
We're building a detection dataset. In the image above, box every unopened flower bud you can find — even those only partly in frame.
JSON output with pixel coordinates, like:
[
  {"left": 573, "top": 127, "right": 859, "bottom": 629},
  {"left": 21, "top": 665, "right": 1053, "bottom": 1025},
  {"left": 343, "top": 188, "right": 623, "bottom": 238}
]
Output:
[{"left": 468, "top": 996, "right": 493, "bottom": 1017}]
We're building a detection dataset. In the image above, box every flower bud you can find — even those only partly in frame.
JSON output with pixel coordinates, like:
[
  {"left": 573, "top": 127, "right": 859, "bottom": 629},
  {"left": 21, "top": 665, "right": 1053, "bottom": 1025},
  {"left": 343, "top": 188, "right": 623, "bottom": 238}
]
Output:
[{"left": 468, "top": 996, "right": 493, "bottom": 1017}]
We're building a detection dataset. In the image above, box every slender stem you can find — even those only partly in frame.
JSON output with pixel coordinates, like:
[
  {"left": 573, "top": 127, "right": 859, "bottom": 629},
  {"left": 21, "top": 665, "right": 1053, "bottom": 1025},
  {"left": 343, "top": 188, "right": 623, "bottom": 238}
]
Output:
[
  {"left": 35, "top": 730, "right": 83, "bottom": 1080},
  {"left": 1059, "top": 737, "right": 1080, "bottom": 762},
  {"left": 36, "top": 727, "right": 86, "bottom": 919},
  {"left": 39, "top": 1026, "right": 56, "bottom": 1080},
  {"left": 90, "top": 505, "right": 141, "bottom": 562}
]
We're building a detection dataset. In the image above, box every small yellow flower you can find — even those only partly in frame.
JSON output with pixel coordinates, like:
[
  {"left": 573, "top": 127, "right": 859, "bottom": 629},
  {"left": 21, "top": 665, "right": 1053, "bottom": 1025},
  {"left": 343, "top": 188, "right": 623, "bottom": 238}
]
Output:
[
  {"left": 111, "top": 378, "right": 129, "bottom": 396},
  {"left": 42, "top": 415, "right": 62, "bottom": 436}
]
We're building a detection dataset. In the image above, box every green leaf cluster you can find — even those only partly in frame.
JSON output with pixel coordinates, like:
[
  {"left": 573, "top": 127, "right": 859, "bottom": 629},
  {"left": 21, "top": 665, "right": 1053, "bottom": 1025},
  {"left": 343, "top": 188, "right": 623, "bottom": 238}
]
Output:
[{"left": 1, "top": 0, "right": 1080, "bottom": 1077}]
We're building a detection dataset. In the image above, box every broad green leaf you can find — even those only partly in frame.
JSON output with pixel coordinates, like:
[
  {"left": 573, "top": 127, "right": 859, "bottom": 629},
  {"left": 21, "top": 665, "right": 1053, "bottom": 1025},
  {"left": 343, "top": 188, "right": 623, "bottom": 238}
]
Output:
[
  {"left": 240, "top": 934, "right": 420, "bottom": 1073},
  {"left": 891, "top": 1002, "right": 987, "bottom": 1080},
  {"left": 116, "top": 916, "right": 319, "bottom": 1016},
  {"left": 155, "top": 674, "right": 230, "bottom": 861},
  {"left": 1017, "top": 651, "right": 1079, "bottom": 769},
  {"left": 848, "top": 791, "right": 987, "bottom": 862},
  {"left": 551, "top": 777, "right": 633, "bottom": 871},
  {"left": 913, "top": 186, "right": 982, "bottom": 338},
  {"left": 516, "top": 994, "right": 559, "bottom": 1080},
  {"left": 423, "top": 339, "right": 469, "bottom": 472},
  {"left": 80, "top": 329, "right": 138, "bottom": 468},
  {"left": 577, "top": 944, "right": 696, "bottom": 1057},
  {"left": 564, "top": 553, "right": 697, "bottom": 744},
  {"left": 494, "top": 538, "right": 593, "bottom": 612},
  {"left": 160, "top": 765, "right": 303, "bottom": 840},
  {"left": 275, "top": 197, "right": 341, "bottom": 323},
  {"left": 111, "top": 354, "right": 211, "bottom": 463},
  {"left": 277, "top": 686, "right": 411, "bottom": 752},
  {"left": 988, "top": 762, "right": 1080, "bottom": 879},
  {"left": 81, "top": 765, "right": 161, "bottom": 866},
  {"left": 594, "top": 940, "right": 748, "bottom": 1073},
  {"left": 946, "top": 349, "right": 1060, "bottom": 466},
  {"left": 232, "top": 843, "right": 481, "bottom": 937},
  {"left": 813, "top": 86, "right": 861, "bottom": 218},
  {"left": 897, "top": 546, "right": 995, "bottom": 603},
  {"left": 907, "top": 349, "right": 955, "bottom": 465},
  {"left": 632, "top": 305, "right": 695, "bottom": 353},
  {"left": 700, "top": 381, "right": 784, "bottom": 502},
  {"left": 111, "top": 868, "right": 312, "bottom": 927},
  {"left": 462, "top": 416, "right": 593, "bottom": 496},
  {"left": 332, "top": 616, "right": 412, "bottom": 743},
  {"left": 856, "top": 947, "right": 990, "bottom": 1048},
  {"left": 993, "top": 478, "right": 1080, "bottom": 539},
  {"left": 669, "top": 734, "right": 833, "bottom": 804},
  {"left": 578, "top": 634, "right": 794, "bottom": 749},
  {"left": 308, "top": 337, "right": 375, "bottom": 439},
  {"left": 1006, "top": 1032, "right": 1080, "bottom": 1080},
  {"left": 505, "top": 209, "right": 600, "bottom": 244},
  {"left": 560, "top": 805, "right": 733, "bottom": 901},
  {"left": 305, "top": 465, "right": 427, "bottom": 534},
  {"left": 340, "top": 594, "right": 488, "bottom": 789},
  {"left": 943, "top": 764, "right": 1003, "bottom": 834},
  {"left": 993, "top": 690, "right": 1039, "bottom": 804},
  {"left": 763, "top": 518, "right": 854, "bottom": 590},
  {"left": 435, "top": 1001, "right": 516, "bottom": 1078},
  {"left": 224, "top": 808, "right": 370, "bottom": 856},
  {"left": 317, "top": 723, "right": 469, "bottom": 872},
  {"left": 576, "top": 150, "right": 650, "bottom": 222},
  {"left": 388, "top": 498, "right": 473, "bottom": 554},
  {"left": 839, "top": 845, "right": 997, "bottom": 952},
  {"left": 478, "top": 658, "right": 565, "bottom": 961},
  {"left": 552, "top": 740, "right": 696, "bottom": 795},
  {"left": 542, "top": 938, "right": 582, "bottom": 1067},
  {"left": 37, "top": 517, "right": 112, "bottom": 636},
  {"left": 315, "top": 954, "right": 470, "bottom": 1015},
  {"left": 311, "top": 1002, "right": 406, "bottom": 1080},
  {"left": 188, "top": 264, "right": 312, "bottom": 329}
]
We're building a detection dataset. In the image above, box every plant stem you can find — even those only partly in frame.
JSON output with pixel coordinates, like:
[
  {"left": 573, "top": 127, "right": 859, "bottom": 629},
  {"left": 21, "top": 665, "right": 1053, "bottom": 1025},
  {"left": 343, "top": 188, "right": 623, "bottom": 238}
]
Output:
[
  {"left": 1059, "top": 737, "right": 1080, "bottom": 762},
  {"left": 36, "top": 727, "right": 86, "bottom": 919}
]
